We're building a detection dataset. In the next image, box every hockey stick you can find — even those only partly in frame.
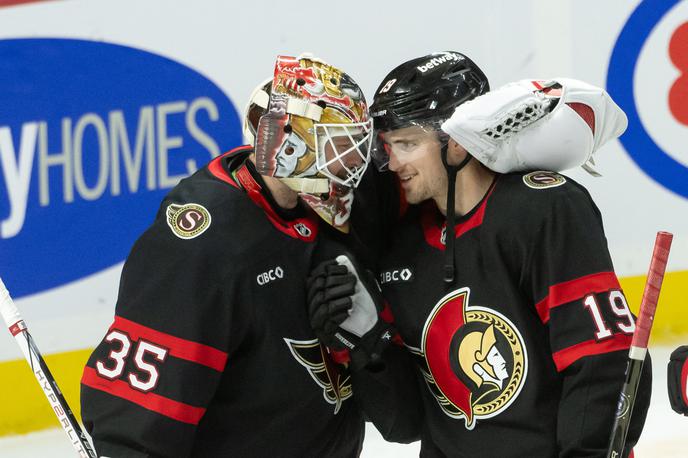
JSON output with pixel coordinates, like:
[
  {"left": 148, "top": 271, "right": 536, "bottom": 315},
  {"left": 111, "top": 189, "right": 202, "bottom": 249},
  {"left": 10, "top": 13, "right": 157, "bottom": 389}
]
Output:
[
  {"left": 0, "top": 277, "right": 97, "bottom": 458},
  {"left": 606, "top": 231, "right": 673, "bottom": 458}
]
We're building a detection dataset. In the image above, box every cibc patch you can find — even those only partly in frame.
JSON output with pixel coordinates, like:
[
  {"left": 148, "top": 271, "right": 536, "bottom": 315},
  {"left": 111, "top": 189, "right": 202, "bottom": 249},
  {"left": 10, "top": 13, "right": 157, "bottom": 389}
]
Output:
[
  {"left": 523, "top": 171, "right": 567, "bottom": 189},
  {"left": 380, "top": 267, "right": 414, "bottom": 285},
  {"left": 166, "top": 203, "right": 211, "bottom": 239}
]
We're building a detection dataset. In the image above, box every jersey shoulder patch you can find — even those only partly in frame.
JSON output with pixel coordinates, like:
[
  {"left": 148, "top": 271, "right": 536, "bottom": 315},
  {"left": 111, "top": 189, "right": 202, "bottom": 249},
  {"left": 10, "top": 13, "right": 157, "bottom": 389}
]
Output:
[
  {"left": 522, "top": 171, "right": 567, "bottom": 189},
  {"left": 166, "top": 203, "right": 212, "bottom": 239}
]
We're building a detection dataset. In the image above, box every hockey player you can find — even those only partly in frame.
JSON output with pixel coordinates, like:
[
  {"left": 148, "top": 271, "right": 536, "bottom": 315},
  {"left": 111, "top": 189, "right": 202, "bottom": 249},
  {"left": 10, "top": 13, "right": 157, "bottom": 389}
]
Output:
[
  {"left": 308, "top": 52, "right": 652, "bottom": 457},
  {"left": 79, "top": 54, "right": 410, "bottom": 457}
]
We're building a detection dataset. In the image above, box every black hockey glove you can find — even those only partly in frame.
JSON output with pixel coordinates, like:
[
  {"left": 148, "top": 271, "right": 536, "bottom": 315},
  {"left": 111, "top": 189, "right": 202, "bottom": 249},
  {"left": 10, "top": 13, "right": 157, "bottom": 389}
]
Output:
[
  {"left": 307, "top": 255, "right": 394, "bottom": 371},
  {"left": 668, "top": 345, "right": 688, "bottom": 416}
]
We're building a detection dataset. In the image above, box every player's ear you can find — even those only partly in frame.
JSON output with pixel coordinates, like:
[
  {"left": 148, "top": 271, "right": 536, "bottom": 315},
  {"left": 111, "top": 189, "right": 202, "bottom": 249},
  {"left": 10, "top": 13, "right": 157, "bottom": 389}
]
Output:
[{"left": 446, "top": 138, "right": 470, "bottom": 166}]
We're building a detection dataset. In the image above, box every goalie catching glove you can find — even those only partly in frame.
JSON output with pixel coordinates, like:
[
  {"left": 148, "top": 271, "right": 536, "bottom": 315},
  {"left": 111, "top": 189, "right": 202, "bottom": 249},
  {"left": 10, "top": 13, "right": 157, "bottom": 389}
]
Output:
[
  {"left": 441, "top": 78, "right": 628, "bottom": 176},
  {"left": 307, "top": 255, "right": 394, "bottom": 371}
]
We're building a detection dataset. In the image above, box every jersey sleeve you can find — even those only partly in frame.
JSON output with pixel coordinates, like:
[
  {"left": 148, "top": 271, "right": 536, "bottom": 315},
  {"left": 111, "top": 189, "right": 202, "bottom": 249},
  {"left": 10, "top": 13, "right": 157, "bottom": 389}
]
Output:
[
  {"left": 347, "top": 301, "right": 423, "bottom": 444},
  {"left": 80, "top": 206, "right": 245, "bottom": 457},
  {"left": 351, "top": 343, "right": 423, "bottom": 444},
  {"left": 524, "top": 182, "right": 651, "bottom": 456}
]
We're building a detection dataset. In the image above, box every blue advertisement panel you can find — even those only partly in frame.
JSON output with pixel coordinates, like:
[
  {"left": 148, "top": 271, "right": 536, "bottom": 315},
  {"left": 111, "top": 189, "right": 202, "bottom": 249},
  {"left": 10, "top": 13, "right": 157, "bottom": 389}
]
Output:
[
  {"left": 607, "top": 0, "right": 688, "bottom": 199},
  {"left": 0, "top": 38, "right": 242, "bottom": 297}
]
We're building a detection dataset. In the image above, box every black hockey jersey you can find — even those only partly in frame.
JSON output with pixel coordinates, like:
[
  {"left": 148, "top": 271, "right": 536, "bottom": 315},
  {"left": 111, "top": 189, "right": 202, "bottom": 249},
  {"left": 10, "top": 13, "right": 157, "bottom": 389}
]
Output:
[
  {"left": 377, "top": 171, "right": 651, "bottom": 457},
  {"left": 81, "top": 146, "right": 370, "bottom": 457}
]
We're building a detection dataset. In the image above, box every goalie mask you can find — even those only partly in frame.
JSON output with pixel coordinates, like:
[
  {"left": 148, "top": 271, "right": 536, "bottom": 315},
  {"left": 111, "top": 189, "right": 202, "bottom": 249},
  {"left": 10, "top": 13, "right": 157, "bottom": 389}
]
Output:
[{"left": 253, "top": 55, "right": 373, "bottom": 232}]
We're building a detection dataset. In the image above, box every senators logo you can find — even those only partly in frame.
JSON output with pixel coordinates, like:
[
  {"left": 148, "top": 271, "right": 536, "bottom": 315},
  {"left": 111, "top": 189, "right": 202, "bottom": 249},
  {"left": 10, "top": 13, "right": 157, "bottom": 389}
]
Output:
[
  {"left": 410, "top": 287, "right": 527, "bottom": 429},
  {"left": 284, "top": 338, "right": 353, "bottom": 414},
  {"left": 523, "top": 171, "right": 566, "bottom": 189},
  {"left": 166, "top": 203, "right": 211, "bottom": 239}
]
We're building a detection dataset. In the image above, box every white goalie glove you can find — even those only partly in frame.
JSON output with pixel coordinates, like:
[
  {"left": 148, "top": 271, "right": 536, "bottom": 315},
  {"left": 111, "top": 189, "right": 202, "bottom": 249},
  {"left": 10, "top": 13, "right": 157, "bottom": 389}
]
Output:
[{"left": 440, "top": 78, "right": 628, "bottom": 176}]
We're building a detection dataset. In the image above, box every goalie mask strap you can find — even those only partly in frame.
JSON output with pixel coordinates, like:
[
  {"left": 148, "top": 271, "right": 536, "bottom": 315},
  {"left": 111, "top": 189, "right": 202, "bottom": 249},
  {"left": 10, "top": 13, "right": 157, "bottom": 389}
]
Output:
[
  {"left": 279, "top": 176, "right": 330, "bottom": 194},
  {"left": 286, "top": 98, "right": 324, "bottom": 121}
]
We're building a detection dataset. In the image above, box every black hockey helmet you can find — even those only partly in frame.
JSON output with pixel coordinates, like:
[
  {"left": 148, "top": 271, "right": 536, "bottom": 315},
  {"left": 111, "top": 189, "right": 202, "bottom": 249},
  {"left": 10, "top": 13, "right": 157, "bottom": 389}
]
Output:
[{"left": 370, "top": 51, "right": 489, "bottom": 134}]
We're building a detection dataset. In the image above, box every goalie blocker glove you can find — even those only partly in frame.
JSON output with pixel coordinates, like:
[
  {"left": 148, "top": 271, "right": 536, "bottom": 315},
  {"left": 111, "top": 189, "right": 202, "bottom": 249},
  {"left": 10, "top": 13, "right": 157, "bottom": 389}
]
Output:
[
  {"left": 307, "top": 255, "right": 395, "bottom": 371},
  {"left": 668, "top": 345, "right": 688, "bottom": 416}
]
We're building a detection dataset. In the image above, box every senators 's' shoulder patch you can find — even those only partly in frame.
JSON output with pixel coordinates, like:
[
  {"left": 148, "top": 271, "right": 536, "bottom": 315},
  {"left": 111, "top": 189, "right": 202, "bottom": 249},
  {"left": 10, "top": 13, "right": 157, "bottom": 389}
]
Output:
[
  {"left": 166, "top": 203, "right": 211, "bottom": 239},
  {"left": 522, "top": 171, "right": 566, "bottom": 189}
]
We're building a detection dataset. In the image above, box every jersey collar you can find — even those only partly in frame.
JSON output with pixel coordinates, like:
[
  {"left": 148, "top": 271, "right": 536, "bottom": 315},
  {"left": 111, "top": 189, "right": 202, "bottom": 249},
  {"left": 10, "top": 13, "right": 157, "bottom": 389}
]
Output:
[
  {"left": 421, "top": 177, "right": 497, "bottom": 250},
  {"left": 208, "top": 146, "right": 319, "bottom": 242}
]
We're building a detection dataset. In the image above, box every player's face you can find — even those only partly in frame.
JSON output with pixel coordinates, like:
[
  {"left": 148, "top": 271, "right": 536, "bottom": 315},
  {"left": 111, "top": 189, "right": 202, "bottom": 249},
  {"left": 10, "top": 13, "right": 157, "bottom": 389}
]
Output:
[
  {"left": 382, "top": 126, "right": 447, "bottom": 204},
  {"left": 322, "top": 134, "right": 366, "bottom": 180}
]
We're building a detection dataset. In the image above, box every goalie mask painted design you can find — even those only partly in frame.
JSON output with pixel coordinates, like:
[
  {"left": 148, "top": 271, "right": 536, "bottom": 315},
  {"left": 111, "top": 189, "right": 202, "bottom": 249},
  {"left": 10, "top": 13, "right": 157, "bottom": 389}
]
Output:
[{"left": 253, "top": 55, "right": 373, "bottom": 232}]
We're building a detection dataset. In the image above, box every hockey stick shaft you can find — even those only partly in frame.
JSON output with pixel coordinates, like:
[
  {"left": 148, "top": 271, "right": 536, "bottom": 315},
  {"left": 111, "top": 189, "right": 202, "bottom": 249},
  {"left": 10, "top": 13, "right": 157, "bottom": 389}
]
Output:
[
  {"left": 606, "top": 231, "right": 673, "bottom": 458},
  {"left": 0, "top": 278, "right": 96, "bottom": 458}
]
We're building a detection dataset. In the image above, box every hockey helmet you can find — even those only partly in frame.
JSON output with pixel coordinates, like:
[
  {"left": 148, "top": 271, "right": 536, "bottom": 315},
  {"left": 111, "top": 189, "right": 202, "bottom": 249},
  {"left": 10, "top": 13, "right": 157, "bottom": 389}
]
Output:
[{"left": 370, "top": 51, "right": 489, "bottom": 169}]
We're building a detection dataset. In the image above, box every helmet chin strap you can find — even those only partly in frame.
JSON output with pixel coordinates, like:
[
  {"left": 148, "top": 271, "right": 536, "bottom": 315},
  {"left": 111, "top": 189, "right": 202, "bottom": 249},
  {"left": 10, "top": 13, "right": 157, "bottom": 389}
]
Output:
[{"left": 440, "top": 143, "right": 472, "bottom": 284}]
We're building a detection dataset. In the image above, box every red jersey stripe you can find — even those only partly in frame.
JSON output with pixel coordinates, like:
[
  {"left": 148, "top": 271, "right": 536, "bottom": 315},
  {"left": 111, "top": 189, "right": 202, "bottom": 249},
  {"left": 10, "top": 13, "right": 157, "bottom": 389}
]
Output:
[
  {"left": 111, "top": 316, "right": 228, "bottom": 372},
  {"left": 82, "top": 367, "right": 206, "bottom": 425},
  {"left": 552, "top": 333, "right": 632, "bottom": 372},
  {"left": 535, "top": 271, "right": 621, "bottom": 323}
]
